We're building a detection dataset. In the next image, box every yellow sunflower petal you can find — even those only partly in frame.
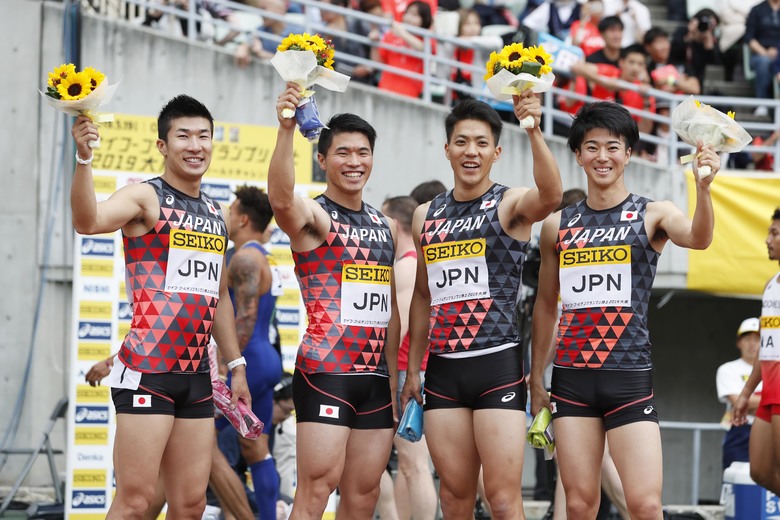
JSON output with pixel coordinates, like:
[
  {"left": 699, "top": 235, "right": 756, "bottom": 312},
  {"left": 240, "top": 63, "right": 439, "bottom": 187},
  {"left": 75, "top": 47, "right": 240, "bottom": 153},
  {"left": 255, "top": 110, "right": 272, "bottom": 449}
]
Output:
[
  {"left": 727, "top": 110, "right": 736, "bottom": 119},
  {"left": 56, "top": 71, "right": 93, "bottom": 100},
  {"left": 82, "top": 67, "right": 106, "bottom": 89},
  {"left": 694, "top": 99, "right": 701, "bottom": 108},
  {"left": 484, "top": 51, "right": 502, "bottom": 80},
  {"left": 48, "top": 63, "right": 76, "bottom": 87},
  {"left": 523, "top": 45, "right": 554, "bottom": 76}
]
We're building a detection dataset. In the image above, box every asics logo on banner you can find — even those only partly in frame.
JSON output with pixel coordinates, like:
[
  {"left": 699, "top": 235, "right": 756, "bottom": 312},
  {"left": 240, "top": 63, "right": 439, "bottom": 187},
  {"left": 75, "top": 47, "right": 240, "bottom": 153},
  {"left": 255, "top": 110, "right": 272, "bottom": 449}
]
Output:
[
  {"left": 75, "top": 406, "right": 110, "bottom": 424},
  {"left": 78, "top": 321, "right": 112, "bottom": 340},
  {"left": 81, "top": 238, "right": 114, "bottom": 256},
  {"left": 201, "top": 183, "right": 232, "bottom": 202},
  {"left": 332, "top": 210, "right": 339, "bottom": 220},
  {"left": 165, "top": 194, "right": 175, "bottom": 205},
  {"left": 433, "top": 204, "right": 447, "bottom": 217},
  {"left": 276, "top": 309, "right": 300, "bottom": 326},
  {"left": 117, "top": 302, "right": 132, "bottom": 320},
  {"left": 567, "top": 214, "right": 582, "bottom": 227},
  {"left": 71, "top": 490, "right": 106, "bottom": 508},
  {"left": 644, "top": 406, "right": 654, "bottom": 415},
  {"left": 501, "top": 392, "right": 516, "bottom": 402}
]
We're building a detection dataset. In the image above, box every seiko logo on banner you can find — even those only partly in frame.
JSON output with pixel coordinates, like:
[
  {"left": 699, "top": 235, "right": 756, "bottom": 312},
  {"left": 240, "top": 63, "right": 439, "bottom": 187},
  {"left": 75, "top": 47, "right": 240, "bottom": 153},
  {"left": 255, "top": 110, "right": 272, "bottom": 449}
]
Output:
[{"left": 81, "top": 238, "right": 115, "bottom": 257}]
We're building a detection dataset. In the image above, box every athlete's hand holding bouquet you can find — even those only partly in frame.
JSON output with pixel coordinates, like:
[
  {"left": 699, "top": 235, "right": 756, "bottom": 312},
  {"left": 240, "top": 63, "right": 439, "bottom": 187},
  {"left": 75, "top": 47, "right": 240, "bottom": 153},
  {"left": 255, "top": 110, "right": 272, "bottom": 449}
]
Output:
[
  {"left": 483, "top": 43, "right": 555, "bottom": 128},
  {"left": 40, "top": 63, "right": 119, "bottom": 148},
  {"left": 671, "top": 96, "right": 751, "bottom": 179},
  {"left": 209, "top": 341, "right": 263, "bottom": 439},
  {"left": 271, "top": 33, "right": 351, "bottom": 142}
]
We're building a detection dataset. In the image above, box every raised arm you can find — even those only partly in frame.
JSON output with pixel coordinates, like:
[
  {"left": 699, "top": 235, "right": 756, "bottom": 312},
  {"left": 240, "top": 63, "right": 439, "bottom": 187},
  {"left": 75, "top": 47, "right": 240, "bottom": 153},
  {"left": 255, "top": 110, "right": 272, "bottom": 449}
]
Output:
[
  {"left": 652, "top": 142, "right": 720, "bottom": 250},
  {"left": 400, "top": 204, "right": 431, "bottom": 411},
  {"left": 268, "top": 82, "right": 326, "bottom": 249},
  {"left": 529, "top": 213, "right": 561, "bottom": 416},
  {"left": 70, "top": 115, "right": 157, "bottom": 235},
  {"left": 504, "top": 91, "right": 562, "bottom": 225}
]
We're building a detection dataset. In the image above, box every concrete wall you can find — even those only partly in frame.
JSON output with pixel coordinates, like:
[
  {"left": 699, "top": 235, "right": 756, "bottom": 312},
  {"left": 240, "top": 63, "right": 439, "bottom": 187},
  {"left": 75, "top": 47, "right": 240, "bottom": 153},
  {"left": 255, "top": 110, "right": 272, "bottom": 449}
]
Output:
[{"left": 0, "top": 0, "right": 752, "bottom": 504}]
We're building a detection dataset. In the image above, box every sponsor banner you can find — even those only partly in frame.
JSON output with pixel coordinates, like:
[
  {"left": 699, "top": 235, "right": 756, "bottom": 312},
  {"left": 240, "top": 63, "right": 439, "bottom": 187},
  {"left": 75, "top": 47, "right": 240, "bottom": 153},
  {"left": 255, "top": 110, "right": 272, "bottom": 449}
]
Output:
[
  {"left": 78, "top": 342, "right": 112, "bottom": 361},
  {"left": 117, "top": 301, "right": 132, "bottom": 321},
  {"left": 80, "top": 237, "right": 116, "bottom": 257},
  {"left": 72, "top": 469, "right": 107, "bottom": 489},
  {"left": 92, "top": 176, "right": 116, "bottom": 194},
  {"left": 276, "top": 308, "right": 300, "bottom": 327},
  {"left": 278, "top": 288, "right": 302, "bottom": 308},
  {"left": 71, "top": 490, "right": 108, "bottom": 509},
  {"left": 78, "top": 282, "right": 112, "bottom": 298},
  {"left": 79, "top": 301, "right": 112, "bottom": 320},
  {"left": 74, "top": 406, "right": 110, "bottom": 425},
  {"left": 279, "top": 327, "right": 301, "bottom": 347},
  {"left": 80, "top": 259, "right": 114, "bottom": 278},
  {"left": 75, "top": 448, "right": 108, "bottom": 465},
  {"left": 74, "top": 426, "right": 110, "bottom": 446},
  {"left": 77, "top": 321, "right": 112, "bottom": 341},
  {"left": 686, "top": 171, "right": 780, "bottom": 295},
  {"left": 75, "top": 385, "right": 110, "bottom": 404}
]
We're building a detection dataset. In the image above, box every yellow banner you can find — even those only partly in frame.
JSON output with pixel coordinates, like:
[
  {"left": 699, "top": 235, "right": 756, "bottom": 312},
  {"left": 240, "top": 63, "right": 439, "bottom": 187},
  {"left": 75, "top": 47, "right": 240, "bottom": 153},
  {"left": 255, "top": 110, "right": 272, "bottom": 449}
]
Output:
[
  {"left": 92, "top": 114, "right": 313, "bottom": 183},
  {"left": 686, "top": 170, "right": 780, "bottom": 295}
]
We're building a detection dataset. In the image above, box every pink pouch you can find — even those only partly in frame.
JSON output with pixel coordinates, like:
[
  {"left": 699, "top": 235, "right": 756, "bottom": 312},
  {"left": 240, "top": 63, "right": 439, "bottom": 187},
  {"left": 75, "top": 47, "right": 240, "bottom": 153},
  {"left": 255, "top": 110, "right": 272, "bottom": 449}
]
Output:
[{"left": 212, "top": 378, "right": 264, "bottom": 439}]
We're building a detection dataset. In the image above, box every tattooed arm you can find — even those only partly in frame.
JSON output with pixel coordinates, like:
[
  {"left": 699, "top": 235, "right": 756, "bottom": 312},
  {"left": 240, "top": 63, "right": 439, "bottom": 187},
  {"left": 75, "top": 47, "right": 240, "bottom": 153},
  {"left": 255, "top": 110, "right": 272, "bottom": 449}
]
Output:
[{"left": 228, "top": 248, "right": 271, "bottom": 351}]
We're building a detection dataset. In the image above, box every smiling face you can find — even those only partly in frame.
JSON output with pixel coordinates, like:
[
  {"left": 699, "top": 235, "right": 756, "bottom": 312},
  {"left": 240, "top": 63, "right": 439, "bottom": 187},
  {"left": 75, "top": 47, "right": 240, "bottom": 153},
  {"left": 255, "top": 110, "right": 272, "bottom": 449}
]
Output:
[
  {"left": 574, "top": 127, "right": 630, "bottom": 187},
  {"left": 319, "top": 131, "right": 373, "bottom": 196},
  {"left": 445, "top": 119, "right": 501, "bottom": 194},
  {"left": 157, "top": 116, "right": 213, "bottom": 180}
]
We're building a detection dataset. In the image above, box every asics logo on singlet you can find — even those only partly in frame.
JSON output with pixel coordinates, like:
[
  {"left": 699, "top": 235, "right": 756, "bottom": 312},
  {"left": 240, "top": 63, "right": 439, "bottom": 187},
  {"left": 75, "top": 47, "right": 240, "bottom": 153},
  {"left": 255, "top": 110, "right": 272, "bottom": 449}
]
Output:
[
  {"left": 165, "top": 194, "right": 175, "bottom": 205},
  {"left": 433, "top": 204, "right": 447, "bottom": 217},
  {"left": 501, "top": 392, "right": 516, "bottom": 402},
  {"left": 331, "top": 210, "right": 339, "bottom": 220},
  {"left": 644, "top": 406, "right": 654, "bottom": 414},
  {"left": 567, "top": 214, "right": 582, "bottom": 227}
]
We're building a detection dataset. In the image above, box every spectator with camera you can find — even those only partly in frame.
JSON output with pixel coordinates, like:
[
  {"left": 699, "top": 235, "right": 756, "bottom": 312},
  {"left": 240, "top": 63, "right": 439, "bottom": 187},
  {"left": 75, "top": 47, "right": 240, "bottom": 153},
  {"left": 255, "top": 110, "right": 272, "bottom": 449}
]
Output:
[
  {"left": 745, "top": 0, "right": 780, "bottom": 109},
  {"left": 602, "top": 0, "right": 651, "bottom": 47},
  {"left": 670, "top": 8, "right": 722, "bottom": 90}
]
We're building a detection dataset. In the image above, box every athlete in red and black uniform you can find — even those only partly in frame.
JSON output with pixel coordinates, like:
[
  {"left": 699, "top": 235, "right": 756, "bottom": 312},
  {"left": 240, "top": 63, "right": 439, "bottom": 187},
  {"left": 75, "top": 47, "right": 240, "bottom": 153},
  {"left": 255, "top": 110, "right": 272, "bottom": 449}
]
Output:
[
  {"left": 70, "top": 96, "right": 249, "bottom": 519},
  {"left": 734, "top": 209, "right": 780, "bottom": 495},
  {"left": 269, "top": 82, "right": 401, "bottom": 520},
  {"left": 530, "top": 102, "right": 719, "bottom": 520},
  {"left": 402, "top": 94, "right": 562, "bottom": 520}
]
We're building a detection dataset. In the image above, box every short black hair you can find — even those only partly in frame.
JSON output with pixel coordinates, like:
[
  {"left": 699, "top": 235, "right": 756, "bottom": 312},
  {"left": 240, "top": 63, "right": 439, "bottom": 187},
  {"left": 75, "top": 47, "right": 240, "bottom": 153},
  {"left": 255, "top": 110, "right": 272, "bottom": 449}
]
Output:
[
  {"left": 445, "top": 98, "right": 503, "bottom": 145},
  {"left": 382, "top": 196, "right": 418, "bottom": 233},
  {"left": 318, "top": 113, "right": 377, "bottom": 155},
  {"left": 643, "top": 26, "right": 669, "bottom": 46},
  {"left": 557, "top": 188, "right": 586, "bottom": 211},
  {"left": 773, "top": 208, "right": 780, "bottom": 221},
  {"left": 157, "top": 95, "right": 214, "bottom": 141},
  {"left": 598, "top": 15, "right": 623, "bottom": 34},
  {"left": 621, "top": 44, "right": 646, "bottom": 60},
  {"left": 568, "top": 102, "right": 639, "bottom": 152},
  {"left": 234, "top": 185, "right": 273, "bottom": 232},
  {"left": 407, "top": 1, "right": 433, "bottom": 29},
  {"left": 410, "top": 180, "right": 447, "bottom": 204}
]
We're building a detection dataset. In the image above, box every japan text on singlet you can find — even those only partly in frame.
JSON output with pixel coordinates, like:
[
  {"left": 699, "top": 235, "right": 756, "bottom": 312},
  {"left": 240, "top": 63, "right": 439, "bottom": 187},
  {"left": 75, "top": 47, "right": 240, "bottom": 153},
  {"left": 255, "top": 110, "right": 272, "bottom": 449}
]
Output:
[
  {"left": 555, "top": 194, "right": 659, "bottom": 370},
  {"left": 119, "top": 177, "right": 227, "bottom": 373},
  {"left": 760, "top": 274, "right": 780, "bottom": 404},
  {"left": 421, "top": 184, "right": 527, "bottom": 355},
  {"left": 292, "top": 195, "right": 395, "bottom": 375}
]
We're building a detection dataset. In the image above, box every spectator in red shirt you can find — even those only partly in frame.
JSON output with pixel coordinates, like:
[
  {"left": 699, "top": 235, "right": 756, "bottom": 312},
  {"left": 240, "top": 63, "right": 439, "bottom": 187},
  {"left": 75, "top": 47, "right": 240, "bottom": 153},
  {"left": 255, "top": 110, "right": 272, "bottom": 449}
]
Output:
[
  {"left": 568, "top": 0, "right": 605, "bottom": 57},
  {"left": 375, "top": 1, "right": 436, "bottom": 98}
]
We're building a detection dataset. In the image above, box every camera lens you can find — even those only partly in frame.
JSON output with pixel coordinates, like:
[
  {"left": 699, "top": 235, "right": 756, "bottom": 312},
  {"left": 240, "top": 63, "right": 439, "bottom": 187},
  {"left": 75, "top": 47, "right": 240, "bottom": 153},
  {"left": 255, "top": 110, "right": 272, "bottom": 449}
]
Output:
[{"left": 697, "top": 16, "right": 710, "bottom": 32}]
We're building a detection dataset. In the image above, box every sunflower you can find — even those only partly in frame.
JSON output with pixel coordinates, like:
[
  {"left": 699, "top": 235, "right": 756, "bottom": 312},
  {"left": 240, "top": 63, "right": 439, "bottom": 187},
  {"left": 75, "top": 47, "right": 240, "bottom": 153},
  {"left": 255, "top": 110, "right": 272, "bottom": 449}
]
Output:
[
  {"left": 278, "top": 33, "right": 335, "bottom": 68},
  {"left": 56, "top": 71, "right": 93, "bottom": 100},
  {"left": 47, "top": 63, "right": 76, "bottom": 88},
  {"left": 727, "top": 110, "right": 736, "bottom": 119},
  {"left": 484, "top": 51, "right": 502, "bottom": 80},
  {"left": 82, "top": 67, "right": 106, "bottom": 89},
  {"left": 523, "top": 45, "right": 554, "bottom": 76}
]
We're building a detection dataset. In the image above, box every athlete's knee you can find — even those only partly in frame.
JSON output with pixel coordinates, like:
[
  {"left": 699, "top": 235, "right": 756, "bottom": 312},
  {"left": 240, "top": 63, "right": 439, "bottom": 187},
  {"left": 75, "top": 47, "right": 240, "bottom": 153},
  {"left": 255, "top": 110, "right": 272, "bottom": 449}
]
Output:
[
  {"left": 297, "top": 475, "right": 339, "bottom": 506},
  {"left": 625, "top": 494, "right": 662, "bottom": 520},
  {"left": 483, "top": 487, "right": 522, "bottom": 520},
  {"left": 439, "top": 485, "right": 476, "bottom": 520},
  {"left": 165, "top": 494, "right": 207, "bottom": 520},
  {"left": 397, "top": 452, "right": 431, "bottom": 481},
  {"left": 564, "top": 492, "right": 599, "bottom": 520}
]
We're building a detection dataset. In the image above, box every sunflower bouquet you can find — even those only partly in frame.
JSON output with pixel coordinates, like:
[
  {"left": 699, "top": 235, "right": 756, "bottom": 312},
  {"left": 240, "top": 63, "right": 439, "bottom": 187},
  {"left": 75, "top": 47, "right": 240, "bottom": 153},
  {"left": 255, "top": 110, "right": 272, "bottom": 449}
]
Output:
[
  {"left": 484, "top": 43, "right": 555, "bottom": 128},
  {"left": 41, "top": 63, "right": 118, "bottom": 148},
  {"left": 671, "top": 96, "right": 752, "bottom": 179},
  {"left": 270, "top": 33, "right": 350, "bottom": 142}
]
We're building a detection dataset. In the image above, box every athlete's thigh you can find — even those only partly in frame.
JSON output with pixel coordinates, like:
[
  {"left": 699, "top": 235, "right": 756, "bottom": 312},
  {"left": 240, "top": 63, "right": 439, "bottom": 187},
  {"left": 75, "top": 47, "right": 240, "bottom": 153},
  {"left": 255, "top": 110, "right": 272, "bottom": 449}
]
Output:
[
  {"left": 750, "top": 418, "right": 777, "bottom": 476},
  {"left": 424, "top": 408, "right": 480, "bottom": 494},
  {"left": 160, "top": 417, "right": 215, "bottom": 504},
  {"left": 606, "top": 421, "right": 662, "bottom": 503},
  {"left": 474, "top": 408, "right": 525, "bottom": 490},
  {"left": 340, "top": 427, "right": 395, "bottom": 495},
  {"left": 113, "top": 414, "right": 173, "bottom": 492},
  {"left": 553, "top": 416, "right": 605, "bottom": 498},
  {"left": 295, "top": 421, "right": 352, "bottom": 483}
]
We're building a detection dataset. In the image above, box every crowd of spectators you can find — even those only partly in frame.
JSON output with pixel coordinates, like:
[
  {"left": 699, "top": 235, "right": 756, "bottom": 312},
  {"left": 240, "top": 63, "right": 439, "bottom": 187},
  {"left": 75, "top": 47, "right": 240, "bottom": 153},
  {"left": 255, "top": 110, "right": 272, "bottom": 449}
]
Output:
[{"left": 129, "top": 0, "right": 780, "bottom": 170}]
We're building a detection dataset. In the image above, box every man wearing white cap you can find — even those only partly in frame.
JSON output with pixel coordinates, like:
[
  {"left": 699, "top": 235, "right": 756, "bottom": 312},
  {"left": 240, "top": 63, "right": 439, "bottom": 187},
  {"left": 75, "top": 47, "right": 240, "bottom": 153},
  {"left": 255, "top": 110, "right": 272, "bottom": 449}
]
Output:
[{"left": 716, "top": 317, "right": 762, "bottom": 470}]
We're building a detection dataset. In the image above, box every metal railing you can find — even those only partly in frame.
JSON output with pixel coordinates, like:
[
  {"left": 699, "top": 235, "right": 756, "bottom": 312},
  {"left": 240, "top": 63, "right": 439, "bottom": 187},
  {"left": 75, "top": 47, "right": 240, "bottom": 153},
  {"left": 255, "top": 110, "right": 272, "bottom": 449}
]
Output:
[
  {"left": 660, "top": 420, "right": 726, "bottom": 506},
  {"left": 78, "top": 0, "right": 780, "bottom": 172}
]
